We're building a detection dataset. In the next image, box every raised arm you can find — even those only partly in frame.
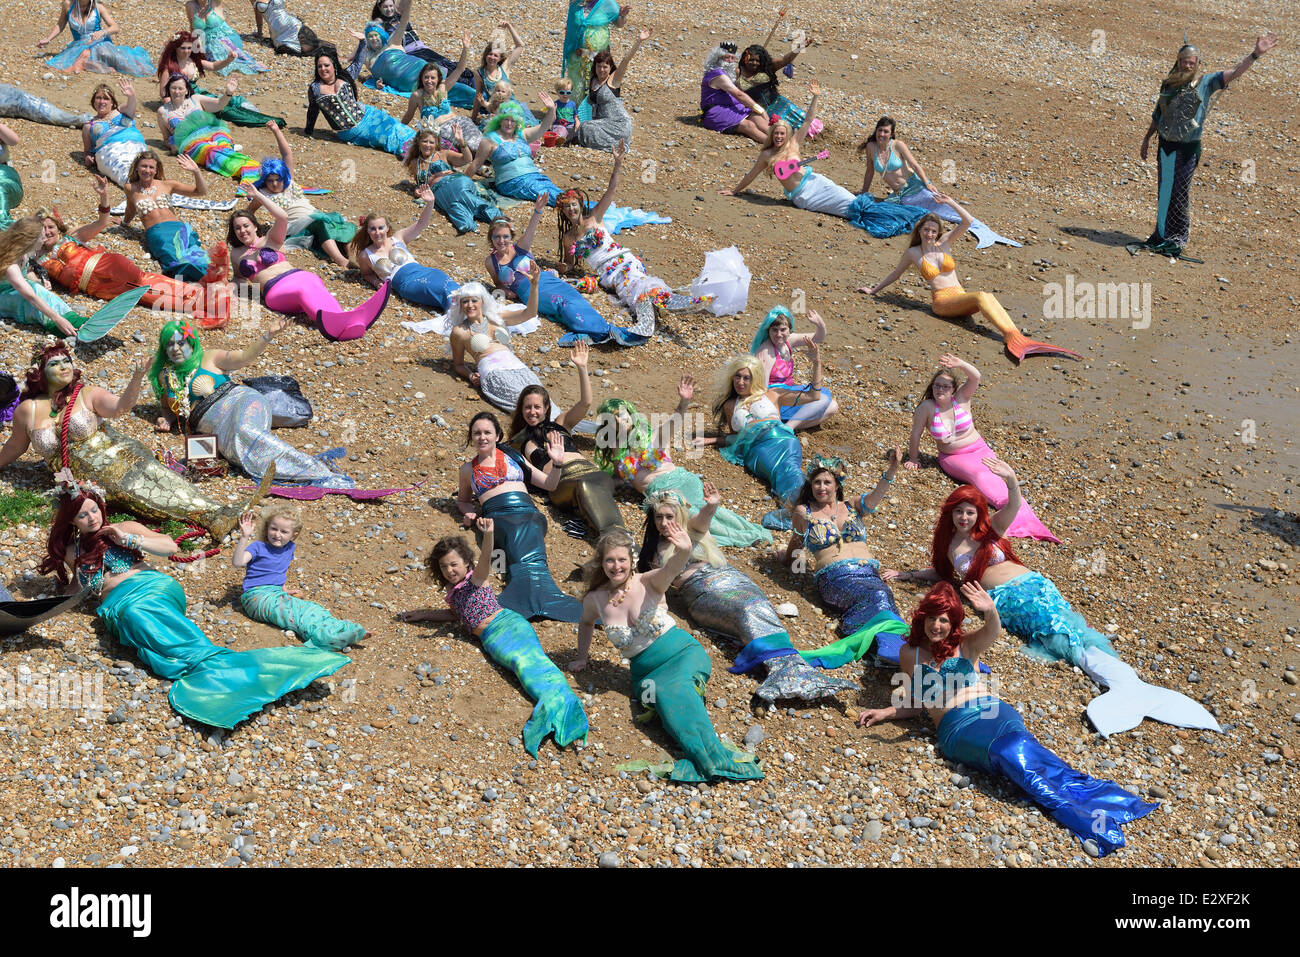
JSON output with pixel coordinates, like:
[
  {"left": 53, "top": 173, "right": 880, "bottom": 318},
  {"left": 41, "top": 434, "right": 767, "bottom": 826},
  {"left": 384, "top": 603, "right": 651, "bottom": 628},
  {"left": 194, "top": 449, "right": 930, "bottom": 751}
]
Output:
[
  {"left": 395, "top": 189, "right": 438, "bottom": 244},
  {"left": 639, "top": 518, "right": 693, "bottom": 594},
  {"left": 518, "top": 195, "right": 546, "bottom": 250},
  {"left": 523, "top": 92, "right": 557, "bottom": 142},
  {"left": 1223, "top": 32, "right": 1278, "bottom": 85},
  {"left": 609, "top": 27, "right": 651, "bottom": 88},
  {"left": 986, "top": 459, "right": 1022, "bottom": 540},
  {"left": 499, "top": 20, "right": 525, "bottom": 71},
  {"left": 942, "top": 354, "right": 980, "bottom": 403},
  {"left": 232, "top": 510, "right": 257, "bottom": 567},
  {"left": 762, "top": 8, "right": 785, "bottom": 48},
  {"left": 167, "top": 154, "right": 209, "bottom": 197},
  {"left": 958, "top": 581, "right": 1002, "bottom": 660},
  {"left": 789, "top": 308, "right": 826, "bottom": 349},
  {"left": 445, "top": 31, "right": 473, "bottom": 90},
  {"left": 68, "top": 175, "right": 115, "bottom": 244},
  {"left": 267, "top": 120, "right": 295, "bottom": 178},
  {"left": 558, "top": 340, "right": 593, "bottom": 429},
  {"left": 210, "top": 316, "right": 289, "bottom": 372},
  {"left": 855, "top": 447, "right": 901, "bottom": 515},
  {"left": 793, "top": 79, "right": 819, "bottom": 145},
  {"left": 591, "top": 141, "right": 624, "bottom": 221},
  {"left": 653, "top": 374, "right": 694, "bottom": 450},
  {"left": 688, "top": 481, "right": 722, "bottom": 536},
  {"left": 86, "top": 365, "right": 147, "bottom": 419},
  {"left": 245, "top": 183, "right": 288, "bottom": 246},
  {"left": 470, "top": 518, "right": 496, "bottom": 585},
  {"left": 931, "top": 191, "right": 971, "bottom": 246},
  {"left": 523, "top": 432, "right": 568, "bottom": 491}
]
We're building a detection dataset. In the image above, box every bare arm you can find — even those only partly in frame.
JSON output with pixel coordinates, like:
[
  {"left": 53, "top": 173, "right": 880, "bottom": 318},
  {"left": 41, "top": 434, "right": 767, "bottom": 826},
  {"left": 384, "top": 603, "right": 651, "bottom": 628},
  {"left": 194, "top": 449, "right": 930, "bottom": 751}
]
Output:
[
  {"left": 639, "top": 519, "right": 693, "bottom": 594},
  {"left": 394, "top": 196, "right": 437, "bottom": 245},
  {"left": 456, "top": 465, "right": 478, "bottom": 522},
  {"left": 860, "top": 143, "right": 876, "bottom": 194},
  {"left": 268, "top": 121, "right": 295, "bottom": 178},
  {"left": 401, "top": 91, "right": 420, "bottom": 126},
  {"left": 591, "top": 143, "right": 624, "bottom": 221},
  {"left": 894, "top": 140, "right": 933, "bottom": 190},
  {"left": 720, "top": 154, "right": 771, "bottom": 196},
  {"left": 959, "top": 582, "right": 1002, "bottom": 660},
  {"left": 861, "top": 251, "right": 912, "bottom": 295},
  {"left": 444, "top": 31, "right": 472, "bottom": 90},
  {"left": 906, "top": 402, "right": 929, "bottom": 466},
  {"left": 932, "top": 192, "right": 971, "bottom": 246},
  {"left": 86, "top": 368, "right": 146, "bottom": 419},
  {"left": 38, "top": 3, "right": 70, "bottom": 46},
  {"left": 572, "top": 595, "right": 599, "bottom": 670},
  {"left": 0, "top": 404, "right": 33, "bottom": 468},
  {"left": 518, "top": 196, "right": 546, "bottom": 251},
  {"left": 987, "top": 460, "right": 1022, "bottom": 540},
  {"left": 2, "top": 265, "right": 77, "bottom": 336},
  {"left": 559, "top": 341, "right": 592, "bottom": 429},
  {"left": 855, "top": 448, "right": 901, "bottom": 515},
  {"left": 609, "top": 27, "right": 650, "bottom": 88},
  {"left": 500, "top": 20, "right": 525, "bottom": 71},
  {"left": 1223, "top": 33, "right": 1278, "bottom": 85},
  {"left": 470, "top": 521, "right": 495, "bottom": 585},
  {"left": 465, "top": 137, "right": 494, "bottom": 178}
]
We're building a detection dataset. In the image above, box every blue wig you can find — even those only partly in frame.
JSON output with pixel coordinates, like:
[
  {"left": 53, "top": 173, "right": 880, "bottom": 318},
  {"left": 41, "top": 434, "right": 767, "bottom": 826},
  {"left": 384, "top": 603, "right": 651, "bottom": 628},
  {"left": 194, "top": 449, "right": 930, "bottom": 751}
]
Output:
[
  {"left": 254, "top": 157, "right": 292, "bottom": 191},
  {"left": 363, "top": 20, "right": 390, "bottom": 44},
  {"left": 750, "top": 305, "right": 796, "bottom": 354}
]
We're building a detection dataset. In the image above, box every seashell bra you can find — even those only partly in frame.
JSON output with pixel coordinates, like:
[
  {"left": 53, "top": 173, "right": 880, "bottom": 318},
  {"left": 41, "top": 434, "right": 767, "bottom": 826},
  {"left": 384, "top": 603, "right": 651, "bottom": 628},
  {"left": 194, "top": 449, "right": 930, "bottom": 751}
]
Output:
[
  {"left": 604, "top": 598, "right": 673, "bottom": 659},
  {"left": 31, "top": 407, "right": 100, "bottom": 461}
]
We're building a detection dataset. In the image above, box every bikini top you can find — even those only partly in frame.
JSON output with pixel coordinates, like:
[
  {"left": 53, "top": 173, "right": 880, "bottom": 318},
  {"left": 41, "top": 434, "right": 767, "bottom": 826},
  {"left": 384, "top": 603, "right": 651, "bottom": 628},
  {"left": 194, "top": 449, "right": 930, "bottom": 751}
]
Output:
[
  {"left": 365, "top": 239, "right": 416, "bottom": 279},
  {"left": 479, "top": 66, "right": 509, "bottom": 96},
  {"left": 189, "top": 368, "right": 231, "bottom": 400},
  {"left": 237, "top": 246, "right": 285, "bottom": 279},
  {"left": 416, "top": 156, "right": 453, "bottom": 184},
  {"left": 470, "top": 448, "right": 524, "bottom": 497},
  {"left": 929, "top": 401, "right": 973, "bottom": 440},
  {"left": 448, "top": 577, "right": 501, "bottom": 631},
  {"left": 802, "top": 507, "right": 868, "bottom": 553},
  {"left": 769, "top": 346, "right": 795, "bottom": 385},
  {"left": 89, "top": 113, "right": 142, "bottom": 150},
  {"left": 953, "top": 545, "right": 1005, "bottom": 578},
  {"left": 916, "top": 653, "right": 983, "bottom": 704},
  {"left": 134, "top": 186, "right": 174, "bottom": 218},
  {"left": 31, "top": 406, "right": 100, "bottom": 460},
  {"left": 519, "top": 422, "right": 578, "bottom": 471},
  {"left": 76, "top": 543, "right": 139, "bottom": 595},
  {"left": 918, "top": 253, "right": 956, "bottom": 281},
  {"left": 604, "top": 597, "right": 674, "bottom": 658},
  {"left": 419, "top": 90, "right": 451, "bottom": 118},
  {"left": 730, "top": 396, "right": 781, "bottom": 432},
  {"left": 873, "top": 142, "right": 905, "bottom": 173},
  {"left": 161, "top": 100, "right": 199, "bottom": 133},
  {"left": 486, "top": 247, "right": 534, "bottom": 298}
]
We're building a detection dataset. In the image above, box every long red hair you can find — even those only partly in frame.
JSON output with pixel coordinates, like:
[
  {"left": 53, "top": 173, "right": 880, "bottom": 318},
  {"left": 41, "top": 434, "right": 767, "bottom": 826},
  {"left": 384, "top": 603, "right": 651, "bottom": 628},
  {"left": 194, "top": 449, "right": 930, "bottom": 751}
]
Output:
[
  {"left": 931, "top": 485, "right": 1021, "bottom": 583},
  {"left": 157, "top": 32, "right": 205, "bottom": 83},
  {"left": 906, "top": 582, "right": 965, "bottom": 663},
  {"left": 41, "top": 488, "right": 134, "bottom": 588},
  {"left": 22, "top": 343, "right": 83, "bottom": 410}
]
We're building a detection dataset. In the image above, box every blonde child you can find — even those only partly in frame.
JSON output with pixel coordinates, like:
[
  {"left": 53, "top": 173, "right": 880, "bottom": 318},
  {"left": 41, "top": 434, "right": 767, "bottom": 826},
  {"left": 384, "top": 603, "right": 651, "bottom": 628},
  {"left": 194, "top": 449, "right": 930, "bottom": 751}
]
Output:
[
  {"left": 234, "top": 505, "right": 367, "bottom": 651},
  {"left": 550, "top": 78, "right": 578, "bottom": 142}
]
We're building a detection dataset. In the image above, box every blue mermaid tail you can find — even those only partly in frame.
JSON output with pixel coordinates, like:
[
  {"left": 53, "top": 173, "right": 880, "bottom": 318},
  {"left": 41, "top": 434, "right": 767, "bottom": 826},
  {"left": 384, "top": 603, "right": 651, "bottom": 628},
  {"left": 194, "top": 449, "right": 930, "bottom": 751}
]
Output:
[
  {"left": 720, "top": 419, "right": 805, "bottom": 506},
  {"left": 478, "top": 489, "right": 582, "bottom": 623},
  {"left": 0, "top": 83, "right": 92, "bottom": 127},
  {"left": 479, "top": 608, "right": 588, "bottom": 755},
  {"left": 241, "top": 585, "right": 366, "bottom": 652},
  {"left": 988, "top": 571, "right": 1116, "bottom": 665}
]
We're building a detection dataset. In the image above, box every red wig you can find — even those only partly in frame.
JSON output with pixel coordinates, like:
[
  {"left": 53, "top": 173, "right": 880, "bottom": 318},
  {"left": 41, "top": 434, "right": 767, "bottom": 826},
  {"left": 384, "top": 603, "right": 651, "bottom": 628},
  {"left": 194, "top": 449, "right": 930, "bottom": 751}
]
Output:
[
  {"left": 157, "top": 32, "right": 205, "bottom": 83},
  {"left": 931, "top": 485, "right": 1021, "bottom": 583},
  {"left": 906, "top": 582, "right": 965, "bottom": 663},
  {"left": 40, "top": 488, "right": 134, "bottom": 587},
  {"left": 21, "top": 343, "right": 82, "bottom": 410}
]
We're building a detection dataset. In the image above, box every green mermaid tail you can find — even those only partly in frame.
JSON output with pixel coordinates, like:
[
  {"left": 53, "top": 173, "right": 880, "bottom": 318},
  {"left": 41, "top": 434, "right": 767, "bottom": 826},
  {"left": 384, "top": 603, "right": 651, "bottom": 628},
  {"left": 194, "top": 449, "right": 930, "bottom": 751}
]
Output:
[
  {"left": 478, "top": 608, "right": 588, "bottom": 755},
  {"left": 0, "top": 165, "right": 22, "bottom": 231},
  {"left": 241, "top": 585, "right": 366, "bottom": 651}
]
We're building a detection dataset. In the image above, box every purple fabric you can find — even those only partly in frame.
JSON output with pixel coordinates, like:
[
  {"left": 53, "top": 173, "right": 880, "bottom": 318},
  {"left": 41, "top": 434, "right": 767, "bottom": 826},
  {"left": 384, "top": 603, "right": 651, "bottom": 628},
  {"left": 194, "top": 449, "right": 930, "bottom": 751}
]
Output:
[
  {"left": 242, "top": 540, "right": 295, "bottom": 590},
  {"left": 701, "top": 69, "right": 749, "bottom": 132}
]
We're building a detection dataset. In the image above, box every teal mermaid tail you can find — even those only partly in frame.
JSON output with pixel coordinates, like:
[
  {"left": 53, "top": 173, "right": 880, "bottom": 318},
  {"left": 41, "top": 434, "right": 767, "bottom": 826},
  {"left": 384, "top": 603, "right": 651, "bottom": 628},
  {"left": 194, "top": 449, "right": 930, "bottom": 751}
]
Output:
[
  {"left": 241, "top": 585, "right": 366, "bottom": 651},
  {"left": 987, "top": 571, "right": 1116, "bottom": 665},
  {"left": 0, "top": 165, "right": 22, "bottom": 230},
  {"left": 479, "top": 608, "right": 588, "bottom": 755}
]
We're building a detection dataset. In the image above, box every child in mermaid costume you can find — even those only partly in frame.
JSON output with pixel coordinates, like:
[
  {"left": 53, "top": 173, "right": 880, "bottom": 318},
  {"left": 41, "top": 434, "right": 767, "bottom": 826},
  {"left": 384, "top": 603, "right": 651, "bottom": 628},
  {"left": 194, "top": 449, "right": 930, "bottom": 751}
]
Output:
[
  {"left": 158, "top": 74, "right": 260, "bottom": 182},
  {"left": 592, "top": 394, "right": 771, "bottom": 549},
  {"left": 574, "top": 528, "right": 762, "bottom": 783},
  {"left": 235, "top": 506, "right": 366, "bottom": 652},
  {"left": 43, "top": 479, "right": 347, "bottom": 730},
  {"left": 400, "top": 521, "right": 588, "bottom": 756},
  {"left": 857, "top": 581, "right": 1156, "bottom": 855},
  {"left": 640, "top": 484, "right": 855, "bottom": 704}
]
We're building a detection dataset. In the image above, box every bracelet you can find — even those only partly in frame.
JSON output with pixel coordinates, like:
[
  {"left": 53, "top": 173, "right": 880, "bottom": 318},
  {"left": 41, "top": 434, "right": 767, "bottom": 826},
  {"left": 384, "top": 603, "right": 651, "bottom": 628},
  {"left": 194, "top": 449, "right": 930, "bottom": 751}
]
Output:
[
  {"left": 1249, "top": 50, "right": 1260, "bottom": 60},
  {"left": 857, "top": 493, "right": 877, "bottom": 515},
  {"left": 881, "top": 472, "right": 895, "bottom": 484},
  {"left": 98, "top": 206, "right": 110, "bottom": 215}
]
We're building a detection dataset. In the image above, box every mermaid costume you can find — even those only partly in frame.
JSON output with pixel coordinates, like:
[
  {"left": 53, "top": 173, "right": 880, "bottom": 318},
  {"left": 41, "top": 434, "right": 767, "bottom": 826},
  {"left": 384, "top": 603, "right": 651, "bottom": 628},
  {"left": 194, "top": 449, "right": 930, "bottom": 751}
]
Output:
[
  {"left": 448, "top": 577, "right": 587, "bottom": 755},
  {"left": 0, "top": 83, "right": 91, "bottom": 129},
  {"left": 413, "top": 155, "right": 501, "bottom": 234},
  {"left": 363, "top": 239, "right": 458, "bottom": 312},
  {"left": 164, "top": 106, "right": 259, "bottom": 182},
  {"left": 484, "top": 133, "right": 560, "bottom": 204},
  {"left": 307, "top": 80, "right": 416, "bottom": 159},
  {"left": 488, "top": 246, "right": 637, "bottom": 346},
  {"left": 514, "top": 420, "right": 626, "bottom": 535},
  {"left": 0, "top": 141, "right": 22, "bottom": 232},
  {"left": 237, "top": 245, "right": 390, "bottom": 343},
  {"left": 44, "top": 2, "right": 154, "bottom": 76},
  {"left": 721, "top": 398, "right": 805, "bottom": 508},
  {"left": 190, "top": 4, "right": 266, "bottom": 75},
  {"left": 240, "top": 540, "right": 364, "bottom": 652},
  {"left": 562, "top": 0, "right": 622, "bottom": 103}
]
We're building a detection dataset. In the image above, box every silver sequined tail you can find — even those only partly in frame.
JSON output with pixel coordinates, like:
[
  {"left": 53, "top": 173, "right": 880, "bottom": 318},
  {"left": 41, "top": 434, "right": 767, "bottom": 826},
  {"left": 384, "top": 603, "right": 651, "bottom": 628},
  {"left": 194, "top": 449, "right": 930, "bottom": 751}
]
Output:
[{"left": 756, "top": 652, "right": 857, "bottom": 704}]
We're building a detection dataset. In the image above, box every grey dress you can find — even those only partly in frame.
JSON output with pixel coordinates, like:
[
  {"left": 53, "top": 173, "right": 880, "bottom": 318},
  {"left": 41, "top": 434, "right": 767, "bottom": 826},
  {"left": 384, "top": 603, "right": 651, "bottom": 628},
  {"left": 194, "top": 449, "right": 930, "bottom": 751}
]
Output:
[{"left": 573, "top": 82, "right": 633, "bottom": 150}]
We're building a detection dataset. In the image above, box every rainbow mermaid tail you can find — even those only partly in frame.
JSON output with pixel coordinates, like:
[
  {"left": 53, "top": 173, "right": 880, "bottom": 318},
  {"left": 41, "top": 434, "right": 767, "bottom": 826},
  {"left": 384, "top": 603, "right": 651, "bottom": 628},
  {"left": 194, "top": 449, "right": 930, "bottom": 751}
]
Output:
[
  {"left": 478, "top": 608, "right": 588, "bottom": 755},
  {"left": 173, "top": 111, "right": 259, "bottom": 182}
]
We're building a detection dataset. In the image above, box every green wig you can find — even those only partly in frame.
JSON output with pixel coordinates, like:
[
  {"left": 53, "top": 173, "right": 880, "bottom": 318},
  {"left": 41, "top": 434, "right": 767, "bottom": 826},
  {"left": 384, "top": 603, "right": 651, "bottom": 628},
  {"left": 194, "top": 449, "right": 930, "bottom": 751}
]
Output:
[
  {"left": 483, "top": 102, "right": 527, "bottom": 138},
  {"left": 148, "top": 319, "right": 204, "bottom": 401},
  {"left": 592, "top": 397, "right": 653, "bottom": 475},
  {"left": 750, "top": 305, "right": 795, "bottom": 355}
]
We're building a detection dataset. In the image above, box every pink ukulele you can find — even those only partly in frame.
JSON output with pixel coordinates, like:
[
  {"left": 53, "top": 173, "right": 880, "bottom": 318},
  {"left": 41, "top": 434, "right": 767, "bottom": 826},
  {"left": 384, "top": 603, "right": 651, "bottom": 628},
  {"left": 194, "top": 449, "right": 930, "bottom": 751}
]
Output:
[{"left": 773, "top": 149, "right": 829, "bottom": 181}]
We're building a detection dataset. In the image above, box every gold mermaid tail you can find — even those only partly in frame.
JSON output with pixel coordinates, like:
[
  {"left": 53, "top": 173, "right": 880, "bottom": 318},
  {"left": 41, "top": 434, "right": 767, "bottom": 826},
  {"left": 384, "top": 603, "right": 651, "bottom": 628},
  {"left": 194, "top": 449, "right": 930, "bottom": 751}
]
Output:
[
  {"left": 51, "top": 424, "right": 272, "bottom": 542},
  {"left": 932, "top": 288, "right": 1083, "bottom": 363}
]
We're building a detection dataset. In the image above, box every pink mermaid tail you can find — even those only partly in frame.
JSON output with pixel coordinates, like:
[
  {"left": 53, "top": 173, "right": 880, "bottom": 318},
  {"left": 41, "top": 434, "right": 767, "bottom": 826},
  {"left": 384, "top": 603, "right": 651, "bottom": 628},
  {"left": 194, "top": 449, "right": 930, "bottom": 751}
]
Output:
[
  {"left": 938, "top": 437, "right": 1060, "bottom": 543},
  {"left": 261, "top": 270, "right": 390, "bottom": 342}
]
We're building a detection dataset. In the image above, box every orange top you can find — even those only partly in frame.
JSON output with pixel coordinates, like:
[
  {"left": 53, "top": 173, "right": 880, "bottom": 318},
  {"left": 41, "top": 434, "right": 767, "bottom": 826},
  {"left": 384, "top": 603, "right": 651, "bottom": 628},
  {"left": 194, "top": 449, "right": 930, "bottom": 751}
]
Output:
[{"left": 918, "top": 252, "right": 956, "bottom": 282}]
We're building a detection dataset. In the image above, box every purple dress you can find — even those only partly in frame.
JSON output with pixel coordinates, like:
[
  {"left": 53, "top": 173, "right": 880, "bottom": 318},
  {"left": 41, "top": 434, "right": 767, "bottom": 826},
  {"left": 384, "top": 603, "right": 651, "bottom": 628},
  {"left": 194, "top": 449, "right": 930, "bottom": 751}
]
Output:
[{"left": 701, "top": 69, "right": 749, "bottom": 132}]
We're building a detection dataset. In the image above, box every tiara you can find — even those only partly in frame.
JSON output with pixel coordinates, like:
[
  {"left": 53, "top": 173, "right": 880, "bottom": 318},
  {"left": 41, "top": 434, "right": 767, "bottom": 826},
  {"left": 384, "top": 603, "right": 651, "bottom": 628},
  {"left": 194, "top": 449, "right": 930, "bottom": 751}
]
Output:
[
  {"left": 643, "top": 489, "right": 690, "bottom": 511},
  {"left": 720, "top": 42, "right": 737, "bottom": 54},
  {"left": 53, "top": 468, "right": 105, "bottom": 502},
  {"left": 809, "top": 453, "right": 847, "bottom": 479}
]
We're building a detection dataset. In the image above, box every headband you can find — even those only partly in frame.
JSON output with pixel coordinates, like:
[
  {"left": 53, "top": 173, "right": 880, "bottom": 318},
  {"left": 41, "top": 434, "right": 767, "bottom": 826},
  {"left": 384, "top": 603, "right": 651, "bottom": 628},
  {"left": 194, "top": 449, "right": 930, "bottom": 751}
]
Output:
[{"left": 808, "top": 454, "right": 847, "bottom": 479}]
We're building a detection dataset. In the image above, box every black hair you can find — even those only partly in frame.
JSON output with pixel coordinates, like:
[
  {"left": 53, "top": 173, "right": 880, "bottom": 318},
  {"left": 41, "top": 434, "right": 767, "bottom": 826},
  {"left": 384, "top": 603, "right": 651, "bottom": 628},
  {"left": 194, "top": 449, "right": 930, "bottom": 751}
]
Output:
[{"left": 795, "top": 466, "right": 845, "bottom": 509}]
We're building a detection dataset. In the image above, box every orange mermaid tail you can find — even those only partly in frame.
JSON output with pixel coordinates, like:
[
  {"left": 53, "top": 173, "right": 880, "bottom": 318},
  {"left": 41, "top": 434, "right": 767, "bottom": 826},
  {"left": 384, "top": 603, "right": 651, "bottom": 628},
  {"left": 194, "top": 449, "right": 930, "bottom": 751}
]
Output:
[{"left": 932, "top": 287, "right": 1082, "bottom": 363}]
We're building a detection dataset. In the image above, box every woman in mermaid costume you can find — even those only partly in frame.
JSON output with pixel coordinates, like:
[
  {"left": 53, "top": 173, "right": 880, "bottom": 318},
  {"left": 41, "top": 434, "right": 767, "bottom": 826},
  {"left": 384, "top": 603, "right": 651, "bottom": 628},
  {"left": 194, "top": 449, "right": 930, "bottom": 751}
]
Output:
[
  {"left": 38, "top": 0, "right": 154, "bottom": 76},
  {"left": 0, "top": 124, "right": 20, "bottom": 232},
  {"left": 250, "top": 122, "right": 356, "bottom": 267},
  {"left": 81, "top": 79, "right": 154, "bottom": 189},
  {"left": 354, "top": 1, "right": 459, "bottom": 101},
  {"left": 157, "top": 32, "right": 284, "bottom": 129},
  {"left": 780, "top": 455, "right": 910, "bottom": 668},
  {"left": 750, "top": 305, "right": 837, "bottom": 430},
  {"left": 640, "top": 482, "right": 855, "bottom": 704},
  {"left": 347, "top": 0, "right": 475, "bottom": 108},
  {"left": 227, "top": 193, "right": 390, "bottom": 342},
  {"left": 0, "top": 219, "right": 86, "bottom": 336},
  {"left": 458, "top": 412, "right": 583, "bottom": 623},
  {"left": 592, "top": 389, "right": 770, "bottom": 549},
  {"left": 562, "top": 0, "right": 625, "bottom": 103},
  {"left": 250, "top": 0, "right": 326, "bottom": 57},
  {"left": 509, "top": 342, "right": 626, "bottom": 536},
  {"left": 471, "top": 23, "right": 536, "bottom": 125},
  {"left": 904, "top": 353, "right": 1058, "bottom": 541},
  {"left": 722, "top": 86, "right": 922, "bottom": 239},
  {"left": 466, "top": 100, "right": 561, "bottom": 205},
  {"left": 42, "top": 477, "right": 345, "bottom": 730},
  {"left": 354, "top": 200, "right": 459, "bottom": 314},
  {"left": 573, "top": 528, "right": 763, "bottom": 784},
  {"left": 157, "top": 74, "right": 259, "bottom": 182},
  {"left": 697, "top": 355, "right": 805, "bottom": 527},
  {"left": 856, "top": 581, "right": 1156, "bottom": 855},
  {"left": 486, "top": 202, "right": 638, "bottom": 346},
  {"left": 737, "top": 19, "right": 815, "bottom": 129},
  {"left": 557, "top": 142, "right": 712, "bottom": 336},
  {"left": 398, "top": 42, "right": 479, "bottom": 151},
  {"left": 570, "top": 29, "right": 649, "bottom": 151},
  {"left": 400, "top": 520, "right": 587, "bottom": 756},
  {"left": 306, "top": 50, "right": 416, "bottom": 160},
  {"left": 858, "top": 115, "right": 1019, "bottom": 249},
  {"left": 860, "top": 206, "right": 1083, "bottom": 364},
  {"left": 149, "top": 317, "right": 354, "bottom": 488},
  {"left": 403, "top": 126, "right": 500, "bottom": 235},
  {"left": 36, "top": 178, "right": 230, "bottom": 329},
  {"left": 0, "top": 340, "right": 267, "bottom": 541},
  {"left": 444, "top": 279, "right": 542, "bottom": 412},
  {"left": 183, "top": 0, "right": 268, "bottom": 75},
  {"left": 121, "top": 150, "right": 224, "bottom": 283}
]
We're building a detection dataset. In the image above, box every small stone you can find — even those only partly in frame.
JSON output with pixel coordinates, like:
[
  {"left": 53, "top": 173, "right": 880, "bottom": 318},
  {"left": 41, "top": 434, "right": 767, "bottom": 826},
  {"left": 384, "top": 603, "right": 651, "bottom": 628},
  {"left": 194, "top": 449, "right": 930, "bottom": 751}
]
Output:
[
  {"left": 782, "top": 752, "right": 795, "bottom": 764},
  {"left": 863, "top": 820, "right": 883, "bottom": 841},
  {"left": 1218, "top": 833, "right": 1236, "bottom": 846},
  {"left": 1082, "top": 839, "right": 1101, "bottom": 858},
  {"left": 482, "top": 788, "right": 498, "bottom": 802},
  {"left": 713, "top": 698, "right": 727, "bottom": 709},
  {"left": 635, "top": 778, "right": 654, "bottom": 794},
  {"left": 597, "top": 851, "right": 619, "bottom": 868},
  {"left": 775, "top": 603, "right": 798, "bottom": 617},
  {"left": 743, "top": 726, "right": 765, "bottom": 747}
]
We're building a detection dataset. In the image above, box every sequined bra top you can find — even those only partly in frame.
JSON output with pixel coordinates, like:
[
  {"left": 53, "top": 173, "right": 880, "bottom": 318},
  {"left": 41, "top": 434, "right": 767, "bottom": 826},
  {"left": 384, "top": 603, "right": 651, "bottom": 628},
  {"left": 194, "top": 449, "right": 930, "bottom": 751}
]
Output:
[
  {"left": 604, "top": 598, "right": 673, "bottom": 659},
  {"left": 916, "top": 653, "right": 984, "bottom": 706},
  {"left": 31, "top": 407, "right": 101, "bottom": 461},
  {"left": 76, "top": 544, "right": 140, "bottom": 595},
  {"left": 309, "top": 81, "right": 366, "bottom": 130},
  {"left": 237, "top": 246, "right": 286, "bottom": 279},
  {"left": 448, "top": 578, "right": 502, "bottom": 631},
  {"left": 953, "top": 545, "right": 1005, "bottom": 578},
  {"left": 802, "top": 509, "right": 868, "bottom": 553}
]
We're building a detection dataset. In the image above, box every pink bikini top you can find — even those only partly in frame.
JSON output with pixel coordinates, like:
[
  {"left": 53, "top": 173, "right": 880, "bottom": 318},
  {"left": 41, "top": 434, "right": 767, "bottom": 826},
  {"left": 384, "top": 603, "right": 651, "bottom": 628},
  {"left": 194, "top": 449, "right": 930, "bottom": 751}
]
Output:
[
  {"left": 929, "top": 402, "right": 973, "bottom": 441},
  {"left": 237, "top": 246, "right": 285, "bottom": 279},
  {"left": 769, "top": 347, "right": 794, "bottom": 385}
]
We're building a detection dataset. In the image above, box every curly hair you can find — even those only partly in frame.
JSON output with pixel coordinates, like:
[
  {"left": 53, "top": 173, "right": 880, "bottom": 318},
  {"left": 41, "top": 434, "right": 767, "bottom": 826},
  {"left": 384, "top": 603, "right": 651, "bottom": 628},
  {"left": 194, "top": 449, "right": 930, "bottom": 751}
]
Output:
[
  {"left": 591, "top": 398, "right": 653, "bottom": 475},
  {"left": 905, "top": 582, "right": 966, "bottom": 664},
  {"left": 555, "top": 187, "right": 590, "bottom": 260},
  {"left": 40, "top": 487, "right": 139, "bottom": 588},
  {"left": 157, "top": 33, "right": 204, "bottom": 84},
  {"left": 258, "top": 504, "right": 302, "bottom": 540},
  {"left": 712, "top": 355, "right": 767, "bottom": 427},
  {"left": 428, "top": 535, "right": 475, "bottom": 586},
  {"left": 21, "top": 341, "right": 82, "bottom": 408}
]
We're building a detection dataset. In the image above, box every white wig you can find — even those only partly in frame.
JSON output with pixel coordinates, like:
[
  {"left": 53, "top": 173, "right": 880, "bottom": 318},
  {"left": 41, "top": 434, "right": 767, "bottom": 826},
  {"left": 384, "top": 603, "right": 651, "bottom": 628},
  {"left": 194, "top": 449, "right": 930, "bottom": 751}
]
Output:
[{"left": 446, "top": 281, "right": 506, "bottom": 328}]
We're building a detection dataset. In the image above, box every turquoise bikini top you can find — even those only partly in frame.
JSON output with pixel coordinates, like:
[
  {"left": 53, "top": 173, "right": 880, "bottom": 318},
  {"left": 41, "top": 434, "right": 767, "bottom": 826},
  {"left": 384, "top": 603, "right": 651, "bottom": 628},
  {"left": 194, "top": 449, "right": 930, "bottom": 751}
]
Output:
[
  {"left": 76, "top": 544, "right": 139, "bottom": 593},
  {"left": 802, "top": 509, "right": 868, "bottom": 553},
  {"left": 917, "top": 653, "right": 979, "bottom": 686}
]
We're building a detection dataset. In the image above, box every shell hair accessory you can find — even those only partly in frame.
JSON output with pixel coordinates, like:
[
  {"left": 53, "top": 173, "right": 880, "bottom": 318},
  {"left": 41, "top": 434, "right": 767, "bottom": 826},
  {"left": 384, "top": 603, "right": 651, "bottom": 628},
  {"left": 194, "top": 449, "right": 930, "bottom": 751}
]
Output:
[
  {"left": 53, "top": 468, "right": 105, "bottom": 502},
  {"left": 810, "top": 453, "right": 848, "bottom": 479},
  {"left": 642, "top": 488, "right": 690, "bottom": 512}
]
